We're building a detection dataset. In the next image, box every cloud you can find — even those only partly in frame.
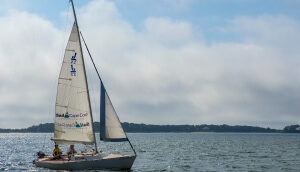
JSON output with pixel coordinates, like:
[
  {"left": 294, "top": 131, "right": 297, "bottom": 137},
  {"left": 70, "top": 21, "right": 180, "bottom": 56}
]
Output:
[
  {"left": 0, "top": 10, "right": 61, "bottom": 128},
  {"left": 0, "top": 0, "right": 299, "bottom": 129},
  {"left": 107, "top": 14, "right": 300, "bottom": 129}
]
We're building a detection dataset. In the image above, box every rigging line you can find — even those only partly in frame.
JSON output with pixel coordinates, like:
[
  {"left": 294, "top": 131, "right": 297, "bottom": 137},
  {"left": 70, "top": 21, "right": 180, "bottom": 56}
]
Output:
[
  {"left": 80, "top": 31, "right": 121, "bottom": 122},
  {"left": 80, "top": 31, "right": 137, "bottom": 155},
  {"left": 81, "top": 34, "right": 99, "bottom": 126},
  {"left": 79, "top": 31, "right": 102, "bottom": 83}
]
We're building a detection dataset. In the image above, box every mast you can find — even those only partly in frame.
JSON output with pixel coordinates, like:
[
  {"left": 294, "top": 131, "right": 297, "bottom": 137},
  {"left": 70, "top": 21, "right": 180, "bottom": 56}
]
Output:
[{"left": 69, "top": 0, "right": 98, "bottom": 152}]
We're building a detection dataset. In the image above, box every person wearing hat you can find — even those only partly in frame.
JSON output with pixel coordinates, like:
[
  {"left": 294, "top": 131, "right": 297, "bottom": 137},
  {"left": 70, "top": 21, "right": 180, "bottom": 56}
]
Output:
[{"left": 52, "top": 144, "right": 62, "bottom": 160}]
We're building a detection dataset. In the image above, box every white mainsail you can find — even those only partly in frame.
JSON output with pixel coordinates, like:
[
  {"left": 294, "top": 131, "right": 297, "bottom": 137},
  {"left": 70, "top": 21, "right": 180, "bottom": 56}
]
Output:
[{"left": 53, "top": 22, "right": 95, "bottom": 145}]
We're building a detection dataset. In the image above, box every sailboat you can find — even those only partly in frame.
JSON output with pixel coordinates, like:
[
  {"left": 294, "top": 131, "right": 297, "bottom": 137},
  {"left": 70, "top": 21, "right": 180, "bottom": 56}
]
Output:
[{"left": 34, "top": 0, "right": 136, "bottom": 170}]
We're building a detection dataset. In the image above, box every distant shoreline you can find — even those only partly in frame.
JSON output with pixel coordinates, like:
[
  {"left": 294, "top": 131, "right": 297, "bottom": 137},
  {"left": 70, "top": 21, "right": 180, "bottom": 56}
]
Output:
[{"left": 0, "top": 123, "right": 299, "bottom": 133}]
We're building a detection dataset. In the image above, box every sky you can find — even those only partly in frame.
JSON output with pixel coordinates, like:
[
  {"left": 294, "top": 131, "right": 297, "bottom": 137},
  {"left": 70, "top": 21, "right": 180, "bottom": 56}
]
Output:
[{"left": 0, "top": 0, "right": 300, "bottom": 129}]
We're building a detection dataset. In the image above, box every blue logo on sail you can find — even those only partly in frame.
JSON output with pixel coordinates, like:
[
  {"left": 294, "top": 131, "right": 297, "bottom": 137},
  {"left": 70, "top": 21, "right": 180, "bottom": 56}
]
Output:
[
  {"left": 75, "top": 122, "right": 81, "bottom": 128},
  {"left": 64, "top": 112, "right": 69, "bottom": 118},
  {"left": 70, "top": 52, "right": 77, "bottom": 76},
  {"left": 70, "top": 64, "right": 76, "bottom": 76},
  {"left": 71, "top": 52, "right": 77, "bottom": 64}
]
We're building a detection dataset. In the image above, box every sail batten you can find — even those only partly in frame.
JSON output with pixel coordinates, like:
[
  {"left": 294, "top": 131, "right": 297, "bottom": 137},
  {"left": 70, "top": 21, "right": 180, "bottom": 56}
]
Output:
[
  {"left": 66, "top": 49, "right": 75, "bottom": 51},
  {"left": 52, "top": 138, "right": 94, "bottom": 145}
]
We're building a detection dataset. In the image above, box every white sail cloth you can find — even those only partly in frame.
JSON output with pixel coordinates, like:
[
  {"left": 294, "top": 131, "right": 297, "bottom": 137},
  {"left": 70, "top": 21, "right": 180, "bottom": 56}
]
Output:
[
  {"left": 53, "top": 23, "right": 95, "bottom": 145},
  {"left": 100, "top": 84, "right": 127, "bottom": 142}
]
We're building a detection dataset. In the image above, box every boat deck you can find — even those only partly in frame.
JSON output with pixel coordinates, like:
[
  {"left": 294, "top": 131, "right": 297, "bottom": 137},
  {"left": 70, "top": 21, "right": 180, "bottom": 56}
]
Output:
[{"left": 37, "top": 153, "right": 134, "bottom": 163}]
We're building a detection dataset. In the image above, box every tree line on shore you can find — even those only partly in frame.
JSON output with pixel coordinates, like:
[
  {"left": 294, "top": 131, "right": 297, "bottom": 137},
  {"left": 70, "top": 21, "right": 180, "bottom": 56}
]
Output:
[{"left": 0, "top": 123, "right": 299, "bottom": 133}]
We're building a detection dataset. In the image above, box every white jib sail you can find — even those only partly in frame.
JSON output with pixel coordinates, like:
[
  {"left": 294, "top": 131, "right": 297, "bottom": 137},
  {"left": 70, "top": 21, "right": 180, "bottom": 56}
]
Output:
[
  {"left": 100, "top": 83, "right": 127, "bottom": 142},
  {"left": 53, "top": 22, "right": 95, "bottom": 145},
  {"left": 105, "top": 92, "right": 127, "bottom": 140}
]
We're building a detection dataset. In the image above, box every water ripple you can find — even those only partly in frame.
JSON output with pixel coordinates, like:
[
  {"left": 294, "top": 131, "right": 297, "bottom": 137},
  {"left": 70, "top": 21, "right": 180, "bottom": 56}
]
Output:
[{"left": 0, "top": 133, "right": 299, "bottom": 171}]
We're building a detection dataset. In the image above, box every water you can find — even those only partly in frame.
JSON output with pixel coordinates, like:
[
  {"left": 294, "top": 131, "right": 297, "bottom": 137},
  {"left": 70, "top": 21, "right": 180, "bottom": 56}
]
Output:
[{"left": 0, "top": 133, "right": 299, "bottom": 171}]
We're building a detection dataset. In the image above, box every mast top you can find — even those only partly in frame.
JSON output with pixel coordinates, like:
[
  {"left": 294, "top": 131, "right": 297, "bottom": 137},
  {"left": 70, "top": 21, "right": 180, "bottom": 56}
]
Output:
[{"left": 70, "top": 0, "right": 79, "bottom": 27}]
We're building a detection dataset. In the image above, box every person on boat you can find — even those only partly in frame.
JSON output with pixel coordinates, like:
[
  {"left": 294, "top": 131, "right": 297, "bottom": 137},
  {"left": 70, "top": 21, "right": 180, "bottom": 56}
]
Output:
[
  {"left": 52, "top": 144, "right": 62, "bottom": 160},
  {"left": 67, "top": 144, "right": 77, "bottom": 160}
]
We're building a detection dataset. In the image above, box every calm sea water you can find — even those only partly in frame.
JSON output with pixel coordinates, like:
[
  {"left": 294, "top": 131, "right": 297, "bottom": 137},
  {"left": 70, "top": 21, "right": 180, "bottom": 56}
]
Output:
[{"left": 0, "top": 133, "right": 299, "bottom": 171}]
